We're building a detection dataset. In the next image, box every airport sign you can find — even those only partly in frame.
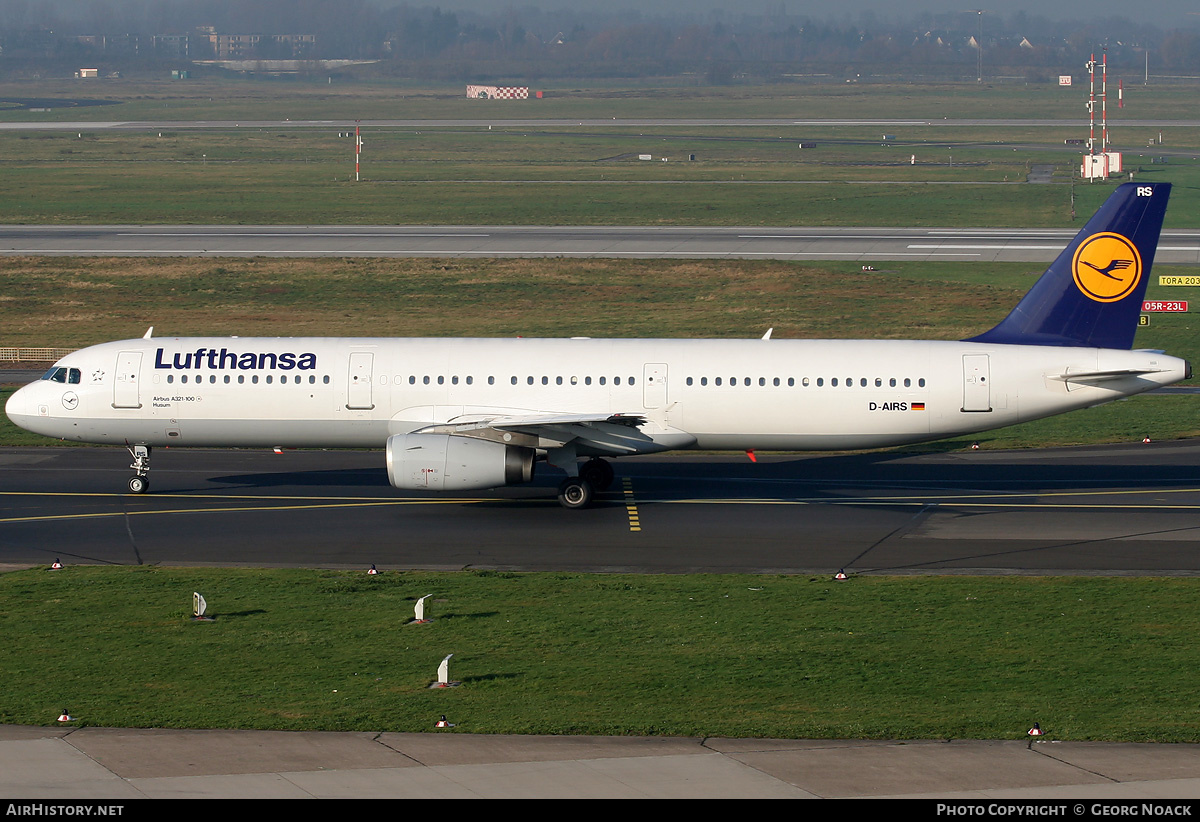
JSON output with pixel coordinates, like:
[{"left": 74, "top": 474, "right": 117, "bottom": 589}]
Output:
[
  {"left": 1142, "top": 300, "right": 1188, "bottom": 312},
  {"left": 1159, "top": 275, "right": 1200, "bottom": 286}
]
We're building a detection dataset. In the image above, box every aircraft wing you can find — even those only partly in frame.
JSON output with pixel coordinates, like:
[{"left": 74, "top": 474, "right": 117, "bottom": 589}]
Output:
[{"left": 414, "top": 410, "right": 670, "bottom": 456}]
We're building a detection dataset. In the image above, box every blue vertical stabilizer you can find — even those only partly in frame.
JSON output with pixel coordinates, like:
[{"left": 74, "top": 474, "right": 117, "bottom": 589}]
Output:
[{"left": 966, "top": 182, "right": 1170, "bottom": 349}]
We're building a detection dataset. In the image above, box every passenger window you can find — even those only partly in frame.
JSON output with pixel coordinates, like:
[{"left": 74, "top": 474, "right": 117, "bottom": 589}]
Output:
[
  {"left": 831, "top": 378, "right": 837, "bottom": 386},
  {"left": 238, "top": 375, "right": 245, "bottom": 384},
  {"left": 252, "top": 375, "right": 259, "bottom": 384},
  {"left": 599, "top": 376, "right": 606, "bottom": 385},
  {"left": 700, "top": 377, "right": 707, "bottom": 386},
  {"left": 323, "top": 375, "right": 330, "bottom": 384},
  {"left": 167, "top": 374, "right": 174, "bottom": 384},
  {"left": 919, "top": 378, "right": 926, "bottom": 387},
  {"left": 772, "top": 378, "right": 779, "bottom": 386},
  {"left": 861, "top": 378, "right": 867, "bottom": 387},
  {"left": 266, "top": 375, "right": 273, "bottom": 384},
  {"left": 687, "top": 377, "right": 693, "bottom": 386},
  {"left": 715, "top": 377, "right": 722, "bottom": 386},
  {"left": 890, "top": 378, "right": 896, "bottom": 387},
  {"left": 615, "top": 377, "right": 622, "bottom": 385},
  {"left": 788, "top": 377, "right": 795, "bottom": 386},
  {"left": 904, "top": 378, "right": 911, "bottom": 387},
  {"left": 224, "top": 375, "right": 230, "bottom": 384}
]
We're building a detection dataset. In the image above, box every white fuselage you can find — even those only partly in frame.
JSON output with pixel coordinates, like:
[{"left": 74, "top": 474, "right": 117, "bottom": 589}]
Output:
[{"left": 6, "top": 336, "right": 1188, "bottom": 454}]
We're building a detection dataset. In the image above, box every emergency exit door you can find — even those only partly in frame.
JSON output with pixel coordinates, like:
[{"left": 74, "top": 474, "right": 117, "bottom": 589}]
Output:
[
  {"left": 346, "top": 352, "right": 375, "bottom": 410},
  {"left": 962, "top": 354, "right": 992, "bottom": 412},
  {"left": 113, "top": 351, "right": 142, "bottom": 409}
]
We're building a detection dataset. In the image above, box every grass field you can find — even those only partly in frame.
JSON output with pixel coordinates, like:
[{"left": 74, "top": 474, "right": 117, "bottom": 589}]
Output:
[
  {"left": 3, "top": 566, "right": 1200, "bottom": 740},
  {"left": 1, "top": 78, "right": 1198, "bottom": 226}
]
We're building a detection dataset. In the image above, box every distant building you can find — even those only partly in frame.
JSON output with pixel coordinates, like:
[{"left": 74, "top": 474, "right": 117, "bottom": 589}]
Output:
[
  {"left": 201, "top": 33, "right": 315, "bottom": 58},
  {"left": 466, "top": 85, "right": 529, "bottom": 100}
]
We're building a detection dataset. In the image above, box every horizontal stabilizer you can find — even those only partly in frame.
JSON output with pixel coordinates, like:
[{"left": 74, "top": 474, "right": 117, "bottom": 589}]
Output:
[{"left": 1051, "top": 368, "right": 1163, "bottom": 383}]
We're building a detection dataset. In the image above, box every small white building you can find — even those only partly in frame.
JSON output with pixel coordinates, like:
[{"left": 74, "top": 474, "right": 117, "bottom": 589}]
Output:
[{"left": 466, "top": 84, "right": 529, "bottom": 100}]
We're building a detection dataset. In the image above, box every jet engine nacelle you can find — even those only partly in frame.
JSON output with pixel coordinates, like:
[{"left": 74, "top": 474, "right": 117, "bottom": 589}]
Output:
[{"left": 386, "top": 433, "right": 535, "bottom": 491}]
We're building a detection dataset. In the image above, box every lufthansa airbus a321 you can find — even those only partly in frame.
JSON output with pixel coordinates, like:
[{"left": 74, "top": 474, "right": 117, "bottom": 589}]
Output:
[{"left": 6, "top": 183, "right": 1190, "bottom": 508}]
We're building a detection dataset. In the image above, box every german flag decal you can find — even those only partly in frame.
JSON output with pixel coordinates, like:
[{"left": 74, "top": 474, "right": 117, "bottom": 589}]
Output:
[{"left": 912, "top": 402, "right": 926, "bottom": 411}]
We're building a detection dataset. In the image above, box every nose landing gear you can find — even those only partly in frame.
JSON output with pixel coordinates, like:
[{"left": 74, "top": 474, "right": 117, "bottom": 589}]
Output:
[{"left": 126, "top": 444, "right": 151, "bottom": 494}]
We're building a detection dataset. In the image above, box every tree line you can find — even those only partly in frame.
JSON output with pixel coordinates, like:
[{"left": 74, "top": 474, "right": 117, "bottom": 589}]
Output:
[{"left": 0, "top": 1, "right": 1196, "bottom": 81}]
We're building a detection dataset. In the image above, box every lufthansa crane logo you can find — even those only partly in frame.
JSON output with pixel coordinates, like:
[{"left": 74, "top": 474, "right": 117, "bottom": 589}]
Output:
[{"left": 1072, "top": 232, "right": 1142, "bottom": 303}]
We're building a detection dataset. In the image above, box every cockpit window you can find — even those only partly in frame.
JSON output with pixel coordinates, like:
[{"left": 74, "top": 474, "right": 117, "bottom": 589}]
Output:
[{"left": 41, "top": 367, "right": 81, "bottom": 384}]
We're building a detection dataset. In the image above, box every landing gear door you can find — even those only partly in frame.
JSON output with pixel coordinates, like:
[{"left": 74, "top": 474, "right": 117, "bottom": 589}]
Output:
[
  {"left": 346, "top": 351, "right": 375, "bottom": 410},
  {"left": 643, "top": 363, "right": 667, "bottom": 409},
  {"left": 113, "top": 351, "right": 142, "bottom": 409},
  {"left": 962, "top": 354, "right": 992, "bottom": 412}
]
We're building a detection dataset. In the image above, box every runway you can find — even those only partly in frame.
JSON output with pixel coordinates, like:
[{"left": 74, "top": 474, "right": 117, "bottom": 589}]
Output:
[
  {"left": 2, "top": 224, "right": 1200, "bottom": 262},
  {"left": 3, "top": 442, "right": 1199, "bottom": 575}
]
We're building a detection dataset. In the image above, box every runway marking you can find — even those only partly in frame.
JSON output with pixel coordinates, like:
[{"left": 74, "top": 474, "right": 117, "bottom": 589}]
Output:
[
  {"left": 3, "top": 486, "right": 1198, "bottom": 527},
  {"left": 622, "top": 477, "right": 642, "bottom": 532},
  {"left": 907, "top": 244, "right": 1066, "bottom": 250}
]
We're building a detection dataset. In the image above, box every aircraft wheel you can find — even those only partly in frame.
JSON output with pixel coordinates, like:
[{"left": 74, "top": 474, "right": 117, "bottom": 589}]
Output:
[
  {"left": 557, "top": 477, "right": 594, "bottom": 510},
  {"left": 579, "top": 458, "right": 614, "bottom": 491},
  {"left": 128, "top": 475, "right": 149, "bottom": 494}
]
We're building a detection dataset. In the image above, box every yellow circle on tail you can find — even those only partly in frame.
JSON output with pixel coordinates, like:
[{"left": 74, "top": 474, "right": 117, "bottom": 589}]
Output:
[{"left": 1072, "top": 232, "right": 1142, "bottom": 303}]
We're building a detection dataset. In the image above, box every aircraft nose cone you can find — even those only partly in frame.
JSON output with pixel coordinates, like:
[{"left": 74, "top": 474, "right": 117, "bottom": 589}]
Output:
[{"left": 5, "top": 383, "right": 36, "bottom": 431}]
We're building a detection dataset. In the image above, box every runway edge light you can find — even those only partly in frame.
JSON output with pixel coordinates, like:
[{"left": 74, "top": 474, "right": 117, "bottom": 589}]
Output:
[
  {"left": 835, "top": 570, "right": 848, "bottom": 580},
  {"left": 192, "top": 592, "right": 214, "bottom": 622},
  {"left": 50, "top": 559, "right": 63, "bottom": 570},
  {"left": 1028, "top": 723, "right": 1043, "bottom": 736},
  {"left": 57, "top": 711, "right": 73, "bottom": 722},
  {"left": 413, "top": 594, "right": 433, "bottom": 624},
  {"left": 431, "top": 653, "right": 460, "bottom": 688}
]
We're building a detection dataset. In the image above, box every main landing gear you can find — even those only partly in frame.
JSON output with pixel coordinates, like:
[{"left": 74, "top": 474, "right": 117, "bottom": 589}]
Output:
[
  {"left": 126, "top": 444, "right": 151, "bottom": 494},
  {"left": 556, "top": 458, "right": 615, "bottom": 510}
]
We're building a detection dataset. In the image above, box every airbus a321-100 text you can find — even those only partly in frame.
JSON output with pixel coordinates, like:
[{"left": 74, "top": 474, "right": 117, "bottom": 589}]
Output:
[{"left": 6, "top": 183, "right": 1190, "bottom": 508}]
